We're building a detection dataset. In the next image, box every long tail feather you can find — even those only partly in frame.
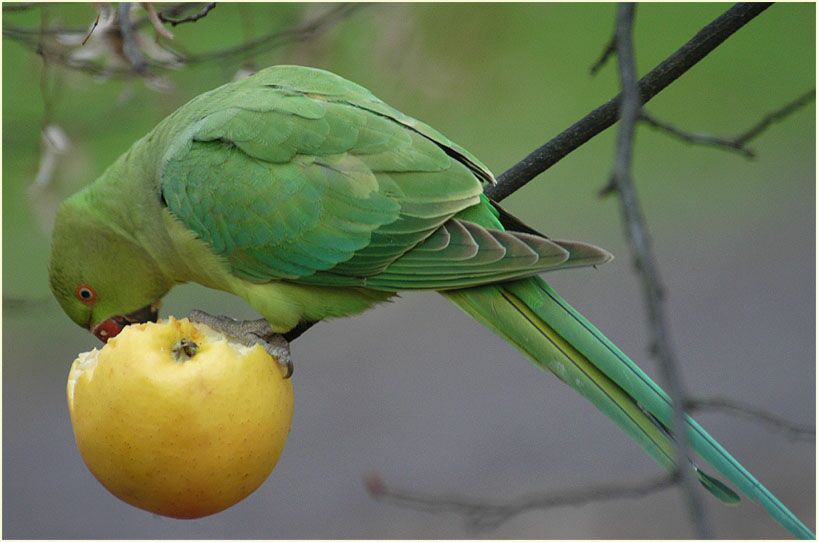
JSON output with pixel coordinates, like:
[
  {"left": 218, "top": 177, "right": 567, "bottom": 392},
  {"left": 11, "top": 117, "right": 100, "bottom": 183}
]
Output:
[{"left": 444, "top": 276, "right": 814, "bottom": 539}]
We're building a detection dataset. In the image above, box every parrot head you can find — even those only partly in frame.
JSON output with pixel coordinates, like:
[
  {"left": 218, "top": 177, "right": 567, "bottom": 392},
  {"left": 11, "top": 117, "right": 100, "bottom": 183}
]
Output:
[{"left": 49, "top": 198, "right": 173, "bottom": 343}]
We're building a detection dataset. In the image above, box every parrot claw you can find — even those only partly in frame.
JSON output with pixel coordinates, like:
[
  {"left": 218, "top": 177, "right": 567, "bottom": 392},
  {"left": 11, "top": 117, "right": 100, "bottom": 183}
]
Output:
[
  {"left": 249, "top": 332, "right": 293, "bottom": 379},
  {"left": 189, "top": 310, "right": 294, "bottom": 378}
]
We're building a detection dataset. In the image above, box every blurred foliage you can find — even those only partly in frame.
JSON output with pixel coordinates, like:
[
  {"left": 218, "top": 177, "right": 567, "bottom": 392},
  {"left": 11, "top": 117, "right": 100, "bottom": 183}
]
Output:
[{"left": 3, "top": 2, "right": 815, "bottom": 311}]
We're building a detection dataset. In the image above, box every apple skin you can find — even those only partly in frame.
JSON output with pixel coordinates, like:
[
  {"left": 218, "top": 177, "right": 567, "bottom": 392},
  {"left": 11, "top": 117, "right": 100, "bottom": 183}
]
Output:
[{"left": 67, "top": 317, "right": 294, "bottom": 519}]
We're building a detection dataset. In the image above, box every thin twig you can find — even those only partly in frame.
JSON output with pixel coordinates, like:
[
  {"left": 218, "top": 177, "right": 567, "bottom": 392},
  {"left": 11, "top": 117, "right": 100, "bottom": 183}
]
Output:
[
  {"left": 364, "top": 393, "right": 815, "bottom": 530},
  {"left": 734, "top": 88, "right": 816, "bottom": 145},
  {"left": 641, "top": 89, "right": 815, "bottom": 158},
  {"left": 486, "top": 3, "right": 772, "bottom": 202},
  {"left": 2, "top": 27, "right": 121, "bottom": 78},
  {"left": 365, "top": 472, "right": 676, "bottom": 531},
  {"left": 183, "top": 3, "right": 362, "bottom": 64},
  {"left": 80, "top": 11, "right": 101, "bottom": 46},
  {"left": 640, "top": 112, "right": 755, "bottom": 158},
  {"left": 150, "top": 3, "right": 192, "bottom": 21},
  {"left": 143, "top": 3, "right": 175, "bottom": 40},
  {"left": 590, "top": 35, "right": 616, "bottom": 76},
  {"left": 607, "top": 4, "right": 713, "bottom": 538},
  {"left": 688, "top": 397, "right": 816, "bottom": 443},
  {"left": 158, "top": 2, "right": 216, "bottom": 26}
]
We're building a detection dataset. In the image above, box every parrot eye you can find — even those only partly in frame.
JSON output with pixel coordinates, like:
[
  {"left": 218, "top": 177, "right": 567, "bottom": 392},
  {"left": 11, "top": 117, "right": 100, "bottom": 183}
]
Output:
[{"left": 75, "top": 284, "right": 96, "bottom": 305}]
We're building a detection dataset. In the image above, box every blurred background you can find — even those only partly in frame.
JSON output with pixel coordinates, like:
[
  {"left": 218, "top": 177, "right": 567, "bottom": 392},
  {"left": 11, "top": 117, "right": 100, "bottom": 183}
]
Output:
[{"left": 3, "top": 2, "right": 815, "bottom": 538}]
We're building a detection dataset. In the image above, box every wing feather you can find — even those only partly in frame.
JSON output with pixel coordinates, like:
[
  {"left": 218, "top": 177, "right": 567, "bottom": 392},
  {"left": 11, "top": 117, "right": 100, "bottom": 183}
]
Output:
[
  {"left": 159, "top": 66, "right": 610, "bottom": 291},
  {"left": 160, "top": 70, "right": 483, "bottom": 282}
]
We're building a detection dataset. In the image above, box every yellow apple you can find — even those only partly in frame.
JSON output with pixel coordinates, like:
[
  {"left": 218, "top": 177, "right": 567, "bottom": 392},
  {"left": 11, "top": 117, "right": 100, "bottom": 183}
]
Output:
[{"left": 66, "top": 317, "right": 293, "bottom": 519}]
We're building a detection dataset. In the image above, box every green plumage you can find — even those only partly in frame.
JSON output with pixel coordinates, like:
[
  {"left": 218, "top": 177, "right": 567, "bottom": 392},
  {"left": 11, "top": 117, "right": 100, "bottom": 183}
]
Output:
[{"left": 48, "top": 66, "right": 813, "bottom": 539}]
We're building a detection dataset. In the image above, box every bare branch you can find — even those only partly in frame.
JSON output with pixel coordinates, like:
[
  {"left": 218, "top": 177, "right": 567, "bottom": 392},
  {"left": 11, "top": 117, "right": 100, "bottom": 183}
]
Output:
[
  {"left": 158, "top": 2, "right": 216, "bottom": 27},
  {"left": 183, "top": 3, "right": 362, "bottom": 64},
  {"left": 365, "top": 471, "right": 676, "bottom": 531},
  {"left": 117, "top": 3, "right": 149, "bottom": 74},
  {"left": 607, "top": 4, "right": 712, "bottom": 537},
  {"left": 143, "top": 3, "right": 175, "bottom": 40},
  {"left": 688, "top": 397, "right": 816, "bottom": 443},
  {"left": 80, "top": 11, "right": 101, "bottom": 46},
  {"left": 641, "top": 89, "right": 815, "bottom": 158},
  {"left": 735, "top": 88, "right": 816, "bottom": 144},
  {"left": 1, "top": 29, "right": 119, "bottom": 78},
  {"left": 640, "top": 112, "right": 755, "bottom": 158},
  {"left": 589, "top": 35, "right": 616, "bottom": 76},
  {"left": 148, "top": 3, "right": 194, "bottom": 21},
  {"left": 364, "top": 392, "right": 813, "bottom": 531},
  {"left": 486, "top": 3, "right": 772, "bottom": 202}
]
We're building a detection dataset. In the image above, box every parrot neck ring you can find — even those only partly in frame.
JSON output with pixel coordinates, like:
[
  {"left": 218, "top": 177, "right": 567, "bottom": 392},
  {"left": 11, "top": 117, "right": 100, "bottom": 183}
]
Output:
[{"left": 93, "top": 302, "right": 161, "bottom": 342}]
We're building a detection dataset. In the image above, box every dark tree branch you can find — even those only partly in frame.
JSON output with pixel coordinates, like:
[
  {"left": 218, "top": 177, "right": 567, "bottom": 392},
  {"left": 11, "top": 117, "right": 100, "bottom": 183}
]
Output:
[
  {"left": 589, "top": 34, "right": 616, "bottom": 76},
  {"left": 365, "top": 472, "right": 676, "bottom": 531},
  {"left": 688, "top": 397, "right": 816, "bottom": 443},
  {"left": 486, "top": 2, "right": 772, "bottom": 202},
  {"left": 641, "top": 89, "right": 815, "bottom": 158},
  {"left": 80, "top": 11, "right": 101, "bottom": 46},
  {"left": 158, "top": 2, "right": 216, "bottom": 26}
]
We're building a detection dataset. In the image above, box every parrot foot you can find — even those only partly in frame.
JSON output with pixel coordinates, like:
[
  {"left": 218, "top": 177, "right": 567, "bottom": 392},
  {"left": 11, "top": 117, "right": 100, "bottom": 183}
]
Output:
[{"left": 188, "top": 310, "right": 294, "bottom": 379}]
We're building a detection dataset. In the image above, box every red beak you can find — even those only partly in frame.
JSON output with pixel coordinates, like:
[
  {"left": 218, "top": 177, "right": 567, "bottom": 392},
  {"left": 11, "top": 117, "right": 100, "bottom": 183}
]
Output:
[{"left": 92, "top": 302, "right": 160, "bottom": 342}]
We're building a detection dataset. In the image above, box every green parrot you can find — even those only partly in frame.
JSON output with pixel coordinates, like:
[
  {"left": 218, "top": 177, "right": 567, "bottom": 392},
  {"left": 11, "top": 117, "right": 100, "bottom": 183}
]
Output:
[{"left": 48, "top": 65, "right": 813, "bottom": 538}]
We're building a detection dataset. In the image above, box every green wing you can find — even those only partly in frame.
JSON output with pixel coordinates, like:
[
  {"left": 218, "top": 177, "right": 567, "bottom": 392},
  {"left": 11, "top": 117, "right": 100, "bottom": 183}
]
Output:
[
  {"left": 160, "top": 66, "right": 609, "bottom": 288},
  {"left": 246, "top": 65, "right": 496, "bottom": 185}
]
